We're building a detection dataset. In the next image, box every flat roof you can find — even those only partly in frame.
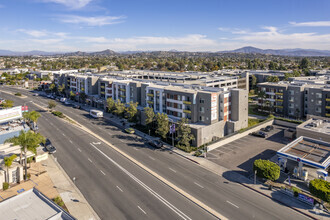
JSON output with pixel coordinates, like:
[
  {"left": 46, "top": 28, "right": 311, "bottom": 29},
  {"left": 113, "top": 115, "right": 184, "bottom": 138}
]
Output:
[
  {"left": 298, "top": 118, "right": 330, "bottom": 135},
  {"left": 0, "top": 188, "right": 75, "bottom": 220},
  {"left": 277, "top": 136, "right": 330, "bottom": 169}
]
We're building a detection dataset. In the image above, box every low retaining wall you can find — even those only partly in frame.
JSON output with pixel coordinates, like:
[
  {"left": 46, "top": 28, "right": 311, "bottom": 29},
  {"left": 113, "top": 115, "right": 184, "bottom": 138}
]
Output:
[
  {"left": 208, "top": 119, "right": 274, "bottom": 152},
  {"left": 274, "top": 119, "right": 300, "bottom": 128}
]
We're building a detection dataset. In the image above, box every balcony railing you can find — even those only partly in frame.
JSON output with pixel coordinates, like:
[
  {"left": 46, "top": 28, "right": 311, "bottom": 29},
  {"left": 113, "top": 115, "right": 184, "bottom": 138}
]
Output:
[
  {"left": 147, "top": 101, "right": 154, "bottom": 104},
  {"left": 326, "top": 106, "right": 330, "bottom": 109},
  {"left": 326, "top": 113, "right": 330, "bottom": 117},
  {"left": 183, "top": 100, "right": 191, "bottom": 105},
  {"left": 275, "top": 99, "right": 283, "bottom": 102},
  {"left": 326, "top": 98, "right": 330, "bottom": 102},
  {"left": 100, "top": 86, "right": 105, "bottom": 89},
  {"left": 275, "top": 106, "right": 283, "bottom": 108},
  {"left": 183, "top": 109, "right": 191, "bottom": 114},
  {"left": 120, "top": 88, "right": 126, "bottom": 92},
  {"left": 275, "top": 92, "right": 283, "bottom": 95},
  {"left": 120, "top": 95, "right": 126, "bottom": 98},
  {"left": 147, "top": 93, "right": 154, "bottom": 97}
]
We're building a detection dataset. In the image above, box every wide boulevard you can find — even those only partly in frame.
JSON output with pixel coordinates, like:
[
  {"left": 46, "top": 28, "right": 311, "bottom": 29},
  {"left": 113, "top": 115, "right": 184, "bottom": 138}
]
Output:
[{"left": 0, "top": 86, "right": 310, "bottom": 220}]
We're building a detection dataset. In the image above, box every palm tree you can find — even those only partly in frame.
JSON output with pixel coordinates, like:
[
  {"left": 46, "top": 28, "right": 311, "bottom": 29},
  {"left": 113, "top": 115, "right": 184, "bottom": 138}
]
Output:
[
  {"left": 29, "top": 111, "right": 41, "bottom": 129},
  {"left": 4, "top": 154, "right": 17, "bottom": 183},
  {"left": 5, "top": 130, "right": 45, "bottom": 180}
]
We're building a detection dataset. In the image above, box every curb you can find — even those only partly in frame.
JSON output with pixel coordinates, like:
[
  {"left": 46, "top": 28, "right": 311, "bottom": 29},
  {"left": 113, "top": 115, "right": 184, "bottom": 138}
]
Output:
[{"left": 240, "top": 183, "right": 318, "bottom": 220}]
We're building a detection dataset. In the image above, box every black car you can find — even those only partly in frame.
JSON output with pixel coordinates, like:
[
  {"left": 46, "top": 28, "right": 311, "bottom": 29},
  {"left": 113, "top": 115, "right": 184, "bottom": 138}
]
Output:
[
  {"left": 73, "top": 104, "right": 81, "bottom": 109},
  {"left": 250, "top": 131, "right": 268, "bottom": 138},
  {"left": 148, "top": 139, "right": 163, "bottom": 148},
  {"left": 42, "top": 139, "right": 56, "bottom": 153},
  {"left": 261, "top": 125, "right": 274, "bottom": 132}
]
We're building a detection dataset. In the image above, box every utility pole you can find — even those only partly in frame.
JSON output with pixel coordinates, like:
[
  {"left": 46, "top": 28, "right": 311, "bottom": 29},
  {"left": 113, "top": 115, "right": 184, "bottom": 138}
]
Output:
[{"left": 254, "top": 170, "right": 257, "bottom": 185}]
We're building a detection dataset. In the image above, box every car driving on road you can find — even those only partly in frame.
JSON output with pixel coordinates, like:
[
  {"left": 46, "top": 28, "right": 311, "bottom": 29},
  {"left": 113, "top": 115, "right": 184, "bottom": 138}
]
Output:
[
  {"left": 41, "top": 139, "right": 57, "bottom": 154},
  {"left": 147, "top": 139, "right": 163, "bottom": 148}
]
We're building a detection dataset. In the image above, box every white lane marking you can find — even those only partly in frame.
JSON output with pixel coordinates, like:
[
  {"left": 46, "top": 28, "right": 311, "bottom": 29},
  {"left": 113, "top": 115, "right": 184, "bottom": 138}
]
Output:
[
  {"left": 50, "top": 122, "right": 54, "bottom": 126},
  {"left": 90, "top": 143, "right": 191, "bottom": 220},
  {"left": 226, "top": 200, "right": 239, "bottom": 208},
  {"left": 62, "top": 133, "right": 66, "bottom": 137},
  {"left": 138, "top": 206, "right": 147, "bottom": 215},
  {"left": 77, "top": 148, "right": 82, "bottom": 152},
  {"left": 148, "top": 156, "right": 155, "bottom": 161},
  {"left": 169, "top": 168, "right": 177, "bottom": 173},
  {"left": 69, "top": 140, "right": 73, "bottom": 144},
  {"left": 116, "top": 185, "right": 123, "bottom": 192},
  {"left": 194, "top": 182, "right": 204, "bottom": 189},
  {"left": 88, "top": 158, "right": 93, "bottom": 163},
  {"left": 44, "top": 118, "right": 48, "bottom": 121},
  {"left": 100, "top": 170, "right": 106, "bottom": 175}
]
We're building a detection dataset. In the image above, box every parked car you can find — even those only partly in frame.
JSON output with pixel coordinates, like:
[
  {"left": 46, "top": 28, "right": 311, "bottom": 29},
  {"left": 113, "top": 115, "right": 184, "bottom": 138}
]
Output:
[
  {"left": 41, "top": 139, "right": 57, "bottom": 154},
  {"left": 33, "top": 93, "right": 39, "bottom": 96},
  {"left": 147, "top": 139, "right": 163, "bottom": 148},
  {"left": 55, "top": 98, "right": 60, "bottom": 101},
  {"left": 124, "top": 128, "right": 135, "bottom": 134},
  {"left": 64, "top": 101, "right": 71, "bottom": 105},
  {"left": 60, "top": 97, "right": 67, "bottom": 102},
  {"left": 261, "top": 125, "right": 274, "bottom": 132},
  {"left": 250, "top": 131, "right": 268, "bottom": 138},
  {"left": 73, "top": 104, "right": 81, "bottom": 109}
]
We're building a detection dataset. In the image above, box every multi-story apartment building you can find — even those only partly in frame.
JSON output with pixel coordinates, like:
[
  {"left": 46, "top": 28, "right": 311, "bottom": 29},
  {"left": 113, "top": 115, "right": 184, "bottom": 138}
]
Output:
[
  {"left": 257, "top": 76, "right": 330, "bottom": 118},
  {"left": 52, "top": 71, "right": 249, "bottom": 146}
]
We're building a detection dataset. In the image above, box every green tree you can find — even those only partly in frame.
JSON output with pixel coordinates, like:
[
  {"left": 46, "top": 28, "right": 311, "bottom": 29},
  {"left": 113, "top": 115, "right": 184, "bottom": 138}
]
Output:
[
  {"left": 266, "top": 76, "right": 279, "bottom": 82},
  {"left": 48, "top": 100, "right": 56, "bottom": 110},
  {"left": 1, "top": 100, "right": 14, "bottom": 108},
  {"left": 29, "top": 111, "right": 41, "bottom": 128},
  {"left": 57, "top": 84, "right": 65, "bottom": 95},
  {"left": 309, "top": 179, "right": 330, "bottom": 202},
  {"left": 177, "top": 118, "right": 195, "bottom": 151},
  {"left": 49, "top": 83, "right": 56, "bottom": 93},
  {"left": 268, "top": 61, "right": 278, "bottom": 70},
  {"left": 155, "top": 113, "right": 169, "bottom": 139},
  {"left": 300, "top": 58, "right": 310, "bottom": 69},
  {"left": 253, "top": 159, "right": 280, "bottom": 181},
  {"left": 69, "top": 91, "right": 76, "bottom": 100},
  {"left": 79, "top": 91, "right": 87, "bottom": 103},
  {"left": 4, "top": 154, "right": 17, "bottom": 183},
  {"left": 251, "top": 75, "right": 257, "bottom": 89},
  {"left": 126, "top": 101, "right": 138, "bottom": 122},
  {"left": 5, "top": 130, "right": 45, "bottom": 180},
  {"left": 113, "top": 100, "right": 125, "bottom": 116},
  {"left": 106, "top": 97, "right": 115, "bottom": 113},
  {"left": 144, "top": 107, "right": 155, "bottom": 126}
]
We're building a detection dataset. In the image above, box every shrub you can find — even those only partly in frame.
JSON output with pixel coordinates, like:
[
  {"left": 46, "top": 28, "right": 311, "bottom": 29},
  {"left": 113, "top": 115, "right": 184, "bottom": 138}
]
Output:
[
  {"left": 309, "top": 179, "right": 330, "bottom": 202},
  {"left": 14, "top": 92, "right": 21, "bottom": 96},
  {"left": 52, "top": 111, "right": 65, "bottom": 118},
  {"left": 26, "top": 173, "right": 31, "bottom": 180},
  {"left": 292, "top": 186, "right": 301, "bottom": 197},
  {"left": 53, "top": 196, "right": 65, "bottom": 207},
  {"left": 253, "top": 159, "right": 280, "bottom": 181},
  {"left": 194, "top": 150, "right": 202, "bottom": 157},
  {"left": 3, "top": 182, "right": 9, "bottom": 191}
]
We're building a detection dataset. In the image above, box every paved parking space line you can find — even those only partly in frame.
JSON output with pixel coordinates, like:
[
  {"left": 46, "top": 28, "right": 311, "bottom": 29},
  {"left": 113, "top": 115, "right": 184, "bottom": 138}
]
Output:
[
  {"left": 194, "top": 182, "right": 204, "bottom": 189},
  {"left": 100, "top": 170, "right": 106, "bottom": 175},
  {"left": 138, "top": 206, "right": 147, "bottom": 215},
  {"left": 169, "top": 168, "right": 177, "bottom": 173},
  {"left": 116, "top": 185, "right": 123, "bottom": 192},
  {"left": 226, "top": 201, "right": 239, "bottom": 209}
]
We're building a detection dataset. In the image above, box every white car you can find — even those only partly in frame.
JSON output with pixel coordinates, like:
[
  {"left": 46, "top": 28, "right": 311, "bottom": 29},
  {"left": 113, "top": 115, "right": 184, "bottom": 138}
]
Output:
[{"left": 33, "top": 93, "right": 39, "bottom": 96}]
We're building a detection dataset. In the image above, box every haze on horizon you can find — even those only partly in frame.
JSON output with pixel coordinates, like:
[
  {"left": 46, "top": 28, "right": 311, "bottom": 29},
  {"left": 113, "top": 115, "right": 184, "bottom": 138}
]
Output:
[{"left": 0, "top": 0, "right": 329, "bottom": 52}]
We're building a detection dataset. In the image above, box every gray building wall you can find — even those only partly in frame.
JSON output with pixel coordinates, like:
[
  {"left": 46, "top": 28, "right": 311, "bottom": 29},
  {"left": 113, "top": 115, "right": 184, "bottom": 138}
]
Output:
[{"left": 230, "top": 89, "right": 248, "bottom": 130}]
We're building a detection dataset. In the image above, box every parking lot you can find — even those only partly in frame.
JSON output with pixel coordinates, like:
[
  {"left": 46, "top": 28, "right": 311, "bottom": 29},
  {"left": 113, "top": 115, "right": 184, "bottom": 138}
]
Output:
[{"left": 206, "top": 125, "right": 291, "bottom": 175}]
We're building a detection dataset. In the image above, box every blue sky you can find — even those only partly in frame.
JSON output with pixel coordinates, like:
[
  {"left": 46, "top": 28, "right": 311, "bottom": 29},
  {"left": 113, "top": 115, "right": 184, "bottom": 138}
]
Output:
[{"left": 0, "top": 0, "right": 329, "bottom": 52}]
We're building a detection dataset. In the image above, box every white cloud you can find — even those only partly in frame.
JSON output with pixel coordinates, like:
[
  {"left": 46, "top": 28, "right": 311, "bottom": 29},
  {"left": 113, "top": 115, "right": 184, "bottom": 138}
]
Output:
[
  {"left": 29, "top": 38, "right": 64, "bottom": 44},
  {"left": 290, "top": 21, "right": 330, "bottom": 27},
  {"left": 41, "top": 0, "right": 92, "bottom": 9},
  {"left": 79, "top": 34, "right": 218, "bottom": 51},
  {"left": 17, "top": 29, "right": 68, "bottom": 38},
  {"left": 58, "top": 15, "right": 125, "bottom": 26},
  {"left": 219, "top": 26, "right": 330, "bottom": 50}
]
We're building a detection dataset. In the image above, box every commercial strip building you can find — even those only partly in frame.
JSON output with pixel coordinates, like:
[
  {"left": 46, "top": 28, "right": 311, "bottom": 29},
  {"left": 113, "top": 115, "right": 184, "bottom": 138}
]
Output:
[
  {"left": 0, "top": 187, "right": 76, "bottom": 220},
  {"left": 53, "top": 71, "right": 249, "bottom": 147},
  {"left": 257, "top": 76, "right": 330, "bottom": 119}
]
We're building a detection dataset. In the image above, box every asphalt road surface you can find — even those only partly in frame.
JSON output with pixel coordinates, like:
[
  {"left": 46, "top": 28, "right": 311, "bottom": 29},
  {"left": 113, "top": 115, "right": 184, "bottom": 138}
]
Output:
[{"left": 0, "top": 86, "right": 310, "bottom": 220}]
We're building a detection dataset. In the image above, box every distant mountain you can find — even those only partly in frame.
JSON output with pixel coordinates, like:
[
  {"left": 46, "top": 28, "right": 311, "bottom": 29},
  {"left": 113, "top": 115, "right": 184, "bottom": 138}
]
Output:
[
  {"left": 1, "top": 47, "right": 330, "bottom": 57},
  {"left": 221, "top": 46, "right": 330, "bottom": 57}
]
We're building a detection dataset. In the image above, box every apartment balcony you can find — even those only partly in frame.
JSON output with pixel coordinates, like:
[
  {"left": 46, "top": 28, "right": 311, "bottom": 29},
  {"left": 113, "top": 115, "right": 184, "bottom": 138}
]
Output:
[
  {"left": 275, "top": 92, "right": 283, "bottom": 95},
  {"left": 100, "top": 86, "right": 105, "bottom": 89},
  {"left": 147, "top": 93, "right": 154, "bottom": 97},
  {"left": 326, "top": 113, "right": 330, "bottom": 117},
  {"left": 275, "top": 106, "right": 283, "bottom": 108},
  {"left": 183, "top": 109, "right": 191, "bottom": 114},
  {"left": 266, "top": 92, "right": 275, "bottom": 95},
  {"left": 326, "top": 98, "right": 330, "bottom": 102},
  {"left": 183, "top": 100, "right": 191, "bottom": 105},
  {"left": 326, "top": 106, "right": 330, "bottom": 109},
  {"left": 120, "top": 88, "right": 126, "bottom": 92},
  {"left": 147, "top": 100, "right": 154, "bottom": 104},
  {"left": 120, "top": 95, "right": 126, "bottom": 98},
  {"left": 101, "top": 92, "right": 105, "bottom": 94},
  {"left": 275, "top": 99, "right": 283, "bottom": 102}
]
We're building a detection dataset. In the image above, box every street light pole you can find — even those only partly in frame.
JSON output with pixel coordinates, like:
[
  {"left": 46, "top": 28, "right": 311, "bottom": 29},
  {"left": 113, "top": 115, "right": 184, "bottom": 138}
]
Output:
[{"left": 254, "top": 170, "right": 257, "bottom": 185}]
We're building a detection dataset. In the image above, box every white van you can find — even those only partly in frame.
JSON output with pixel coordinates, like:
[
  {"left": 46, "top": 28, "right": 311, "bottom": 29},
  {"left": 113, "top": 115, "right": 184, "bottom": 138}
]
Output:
[
  {"left": 60, "top": 98, "right": 67, "bottom": 102},
  {"left": 90, "top": 109, "right": 103, "bottom": 118}
]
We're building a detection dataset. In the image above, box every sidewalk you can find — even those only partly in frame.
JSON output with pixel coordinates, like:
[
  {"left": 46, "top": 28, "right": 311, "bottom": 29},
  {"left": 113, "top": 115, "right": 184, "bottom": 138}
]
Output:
[{"left": 44, "top": 155, "right": 100, "bottom": 220}]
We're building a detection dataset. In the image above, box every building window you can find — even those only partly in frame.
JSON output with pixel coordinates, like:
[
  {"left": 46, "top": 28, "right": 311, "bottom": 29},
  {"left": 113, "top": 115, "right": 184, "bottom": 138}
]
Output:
[
  {"left": 200, "top": 99, "right": 205, "bottom": 104},
  {"left": 200, "top": 107, "right": 204, "bottom": 113},
  {"left": 316, "top": 93, "right": 322, "bottom": 99}
]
